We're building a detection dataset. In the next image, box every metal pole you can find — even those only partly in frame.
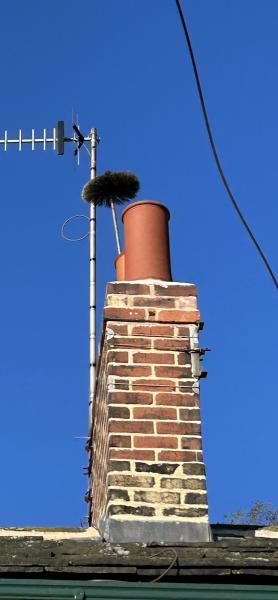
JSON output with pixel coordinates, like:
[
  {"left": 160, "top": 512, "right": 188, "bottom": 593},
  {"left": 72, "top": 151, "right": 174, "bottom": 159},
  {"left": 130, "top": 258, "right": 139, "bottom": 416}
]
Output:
[
  {"left": 110, "top": 200, "right": 121, "bottom": 254},
  {"left": 88, "top": 128, "right": 97, "bottom": 432}
]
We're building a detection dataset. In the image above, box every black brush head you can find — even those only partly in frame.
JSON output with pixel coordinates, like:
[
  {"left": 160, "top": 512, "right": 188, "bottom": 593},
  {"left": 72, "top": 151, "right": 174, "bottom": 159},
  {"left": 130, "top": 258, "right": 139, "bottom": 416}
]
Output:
[{"left": 82, "top": 170, "right": 140, "bottom": 207}]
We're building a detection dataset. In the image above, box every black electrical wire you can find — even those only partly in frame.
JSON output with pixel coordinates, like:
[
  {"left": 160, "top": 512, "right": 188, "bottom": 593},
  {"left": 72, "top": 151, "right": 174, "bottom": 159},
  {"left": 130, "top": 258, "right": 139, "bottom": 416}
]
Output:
[{"left": 175, "top": 0, "right": 278, "bottom": 291}]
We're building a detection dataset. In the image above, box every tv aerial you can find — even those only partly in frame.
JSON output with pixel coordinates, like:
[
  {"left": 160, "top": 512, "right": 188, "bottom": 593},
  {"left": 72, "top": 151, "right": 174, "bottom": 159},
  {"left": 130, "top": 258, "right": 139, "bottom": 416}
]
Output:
[{"left": 0, "top": 120, "right": 90, "bottom": 158}]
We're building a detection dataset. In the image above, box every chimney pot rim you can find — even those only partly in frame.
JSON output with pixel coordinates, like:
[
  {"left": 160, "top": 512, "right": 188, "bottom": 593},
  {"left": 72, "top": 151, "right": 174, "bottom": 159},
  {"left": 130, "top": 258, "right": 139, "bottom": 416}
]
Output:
[
  {"left": 122, "top": 200, "right": 170, "bottom": 222},
  {"left": 109, "top": 279, "right": 197, "bottom": 285}
]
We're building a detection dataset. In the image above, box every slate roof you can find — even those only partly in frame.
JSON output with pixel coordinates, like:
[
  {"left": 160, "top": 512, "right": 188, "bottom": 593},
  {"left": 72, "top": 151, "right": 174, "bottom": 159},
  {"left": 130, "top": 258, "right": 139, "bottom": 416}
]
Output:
[{"left": 0, "top": 525, "right": 278, "bottom": 583}]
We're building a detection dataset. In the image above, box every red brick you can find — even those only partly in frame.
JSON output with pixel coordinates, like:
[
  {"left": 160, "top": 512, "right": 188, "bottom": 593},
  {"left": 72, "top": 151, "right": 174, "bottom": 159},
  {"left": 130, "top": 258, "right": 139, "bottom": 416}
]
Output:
[
  {"left": 107, "top": 283, "right": 151, "bottom": 295},
  {"left": 156, "top": 393, "right": 199, "bottom": 407},
  {"left": 157, "top": 422, "right": 200, "bottom": 434},
  {"left": 134, "top": 436, "right": 178, "bottom": 449},
  {"left": 108, "top": 406, "right": 130, "bottom": 419},
  {"left": 110, "top": 449, "right": 155, "bottom": 460},
  {"left": 108, "top": 365, "right": 151, "bottom": 377},
  {"left": 154, "top": 339, "right": 190, "bottom": 351},
  {"left": 177, "top": 297, "right": 197, "bottom": 309},
  {"left": 179, "top": 382, "right": 195, "bottom": 393},
  {"left": 104, "top": 307, "right": 146, "bottom": 321},
  {"left": 131, "top": 325, "right": 152, "bottom": 336},
  {"left": 180, "top": 408, "right": 200, "bottom": 421},
  {"left": 133, "top": 352, "right": 174, "bottom": 364},
  {"left": 109, "top": 435, "right": 131, "bottom": 448},
  {"left": 133, "top": 297, "right": 176, "bottom": 308},
  {"left": 158, "top": 309, "right": 200, "bottom": 323},
  {"left": 106, "top": 323, "right": 128, "bottom": 335},
  {"left": 109, "top": 421, "right": 154, "bottom": 434},
  {"left": 107, "top": 350, "right": 128, "bottom": 363},
  {"left": 146, "top": 309, "right": 158, "bottom": 321},
  {"left": 154, "top": 284, "right": 197, "bottom": 297},
  {"left": 155, "top": 366, "right": 192, "bottom": 378},
  {"left": 132, "top": 379, "right": 177, "bottom": 392},
  {"left": 132, "top": 325, "right": 175, "bottom": 337},
  {"left": 177, "top": 326, "right": 191, "bottom": 336},
  {"left": 133, "top": 407, "right": 177, "bottom": 420},
  {"left": 158, "top": 450, "right": 199, "bottom": 461},
  {"left": 108, "top": 392, "right": 153, "bottom": 405},
  {"left": 181, "top": 437, "right": 202, "bottom": 450},
  {"left": 177, "top": 352, "right": 191, "bottom": 365},
  {"left": 110, "top": 337, "right": 151, "bottom": 349}
]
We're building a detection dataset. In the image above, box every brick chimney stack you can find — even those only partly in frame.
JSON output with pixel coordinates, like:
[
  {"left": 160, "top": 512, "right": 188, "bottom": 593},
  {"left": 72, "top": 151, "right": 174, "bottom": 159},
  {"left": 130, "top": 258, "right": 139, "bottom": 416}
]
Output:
[{"left": 88, "top": 201, "right": 210, "bottom": 543}]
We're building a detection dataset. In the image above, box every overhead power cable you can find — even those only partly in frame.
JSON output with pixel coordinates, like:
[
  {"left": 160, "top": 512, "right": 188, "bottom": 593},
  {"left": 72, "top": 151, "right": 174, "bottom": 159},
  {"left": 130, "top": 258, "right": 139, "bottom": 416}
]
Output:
[{"left": 175, "top": 0, "right": 278, "bottom": 291}]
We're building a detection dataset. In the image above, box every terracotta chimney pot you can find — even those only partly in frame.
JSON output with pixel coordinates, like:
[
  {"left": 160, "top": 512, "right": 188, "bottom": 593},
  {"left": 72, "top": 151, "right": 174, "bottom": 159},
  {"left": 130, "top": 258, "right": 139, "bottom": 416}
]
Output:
[
  {"left": 121, "top": 200, "right": 172, "bottom": 281},
  {"left": 114, "top": 252, "right": 125, "bottom": 281}
]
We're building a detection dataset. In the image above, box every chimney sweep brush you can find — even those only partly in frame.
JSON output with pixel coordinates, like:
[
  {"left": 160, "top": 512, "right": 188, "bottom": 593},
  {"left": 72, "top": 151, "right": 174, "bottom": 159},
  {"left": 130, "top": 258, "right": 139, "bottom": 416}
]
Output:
[{"left": 82, "top": 170, "right": 140, "bottom": 254}]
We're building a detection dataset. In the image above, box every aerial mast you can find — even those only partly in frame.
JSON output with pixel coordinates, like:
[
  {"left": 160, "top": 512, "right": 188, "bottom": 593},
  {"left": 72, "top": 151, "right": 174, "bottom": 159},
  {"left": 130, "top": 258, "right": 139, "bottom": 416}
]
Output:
[{"left": 88, "top": 128, "right": 97, "bottom": 432}]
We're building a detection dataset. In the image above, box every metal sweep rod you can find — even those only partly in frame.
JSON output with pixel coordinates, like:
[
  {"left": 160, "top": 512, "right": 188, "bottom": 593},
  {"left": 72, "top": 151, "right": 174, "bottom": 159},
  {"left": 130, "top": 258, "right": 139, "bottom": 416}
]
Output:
[
  {"left": 88, "top": 128, "right": 97, "bottom": 432},
  {"left": 110, "top": 199, "right": 121, "bottom": 254}
]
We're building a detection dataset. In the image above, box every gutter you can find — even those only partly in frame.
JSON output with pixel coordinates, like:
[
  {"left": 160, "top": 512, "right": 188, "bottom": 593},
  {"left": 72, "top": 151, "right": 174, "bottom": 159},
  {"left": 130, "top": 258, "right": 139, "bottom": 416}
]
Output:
[{"left": 1, "top": 580, "right": 278, "bottom": 600}]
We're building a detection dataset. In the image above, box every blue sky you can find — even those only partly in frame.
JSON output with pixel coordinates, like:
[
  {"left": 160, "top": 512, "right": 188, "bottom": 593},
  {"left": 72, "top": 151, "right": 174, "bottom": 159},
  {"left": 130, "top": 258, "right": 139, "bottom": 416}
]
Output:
[{"left": 0, "top": 0, "right": 277, "bottom": 525}]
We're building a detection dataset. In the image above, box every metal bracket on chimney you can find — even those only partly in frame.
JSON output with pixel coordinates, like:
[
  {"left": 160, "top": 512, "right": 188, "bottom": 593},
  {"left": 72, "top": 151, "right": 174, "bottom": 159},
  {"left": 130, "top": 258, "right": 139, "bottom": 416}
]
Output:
[{"left": 189, "top": 347, "right": 211, "bottom": 356}]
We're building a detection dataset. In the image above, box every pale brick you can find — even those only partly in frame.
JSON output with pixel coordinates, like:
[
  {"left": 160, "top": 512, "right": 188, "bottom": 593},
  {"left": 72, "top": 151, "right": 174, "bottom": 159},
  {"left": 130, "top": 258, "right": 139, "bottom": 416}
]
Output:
[{"left": 134, "top": 491, "right": 180, "bottom": 504}]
